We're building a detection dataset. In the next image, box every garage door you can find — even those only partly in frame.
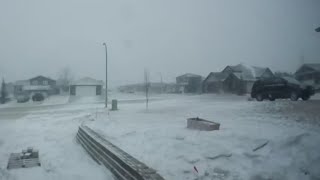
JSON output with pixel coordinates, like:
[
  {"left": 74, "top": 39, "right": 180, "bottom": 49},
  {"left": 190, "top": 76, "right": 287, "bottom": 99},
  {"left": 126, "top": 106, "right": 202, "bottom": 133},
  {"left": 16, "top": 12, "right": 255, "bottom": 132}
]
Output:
[{"left": 76, "top": 86, "right": 96, "bottom": 96}]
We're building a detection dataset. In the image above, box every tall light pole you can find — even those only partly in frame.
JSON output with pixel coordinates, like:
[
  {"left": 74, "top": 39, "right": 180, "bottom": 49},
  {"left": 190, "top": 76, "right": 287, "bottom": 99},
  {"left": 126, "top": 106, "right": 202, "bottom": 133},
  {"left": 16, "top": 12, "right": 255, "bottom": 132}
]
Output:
[{"left": 103, "top": 43, "right": 108, "bottom": 108}]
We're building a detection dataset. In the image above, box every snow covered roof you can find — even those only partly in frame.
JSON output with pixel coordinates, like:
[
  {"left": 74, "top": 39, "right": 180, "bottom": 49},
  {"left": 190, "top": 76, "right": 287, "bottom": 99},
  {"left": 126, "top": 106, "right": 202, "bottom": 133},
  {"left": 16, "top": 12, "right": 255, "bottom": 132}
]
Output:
[{"left": 71, "top": 77, "right": 104, "bottom": 86}]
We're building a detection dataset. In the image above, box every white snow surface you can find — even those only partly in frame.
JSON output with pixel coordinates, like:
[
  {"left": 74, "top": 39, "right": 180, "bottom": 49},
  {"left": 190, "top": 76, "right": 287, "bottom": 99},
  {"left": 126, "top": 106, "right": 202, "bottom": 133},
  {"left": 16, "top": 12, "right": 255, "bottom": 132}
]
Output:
[
  {"left": 0, "top": 102, "right": 114, "bottom": 180},
  {"left": 85, "top": 93, "right": 320, "bottom": 180},
  {"left": 1, "top": 93, "right": 320, "bottom": 180}
]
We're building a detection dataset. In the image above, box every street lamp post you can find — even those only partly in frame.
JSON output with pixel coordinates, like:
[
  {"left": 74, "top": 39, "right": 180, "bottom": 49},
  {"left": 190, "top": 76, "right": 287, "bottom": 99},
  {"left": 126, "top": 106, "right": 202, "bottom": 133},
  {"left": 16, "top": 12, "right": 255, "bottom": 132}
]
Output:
[{"left": 103, "top": 43, "right": 108, "bottom": 108}]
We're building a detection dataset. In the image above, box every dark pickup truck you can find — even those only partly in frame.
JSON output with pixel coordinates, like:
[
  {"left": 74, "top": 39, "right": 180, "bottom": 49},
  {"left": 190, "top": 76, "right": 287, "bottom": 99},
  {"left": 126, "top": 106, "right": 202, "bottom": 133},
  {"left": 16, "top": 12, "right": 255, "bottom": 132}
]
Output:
[{"left": 251, "top": 77, "right": 315, "bottom": 101}]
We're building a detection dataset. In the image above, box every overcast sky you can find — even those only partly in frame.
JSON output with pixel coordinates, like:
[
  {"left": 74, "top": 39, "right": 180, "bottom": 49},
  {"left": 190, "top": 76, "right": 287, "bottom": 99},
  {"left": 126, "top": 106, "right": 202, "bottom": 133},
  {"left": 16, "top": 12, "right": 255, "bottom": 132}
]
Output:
[{"left": 0, "top": 0, "right": 319, "bottom": 87}]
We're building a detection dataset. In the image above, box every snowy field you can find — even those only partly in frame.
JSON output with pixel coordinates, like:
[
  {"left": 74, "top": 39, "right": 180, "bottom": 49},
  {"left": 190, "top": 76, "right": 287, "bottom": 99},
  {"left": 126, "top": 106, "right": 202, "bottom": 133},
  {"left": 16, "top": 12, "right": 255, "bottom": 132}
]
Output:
[
  {"left": 0, "top": 93, "right": 320, "bottom": 180},
  {"left": 85, "top": 93, "right": 320, "bottom": 180}
]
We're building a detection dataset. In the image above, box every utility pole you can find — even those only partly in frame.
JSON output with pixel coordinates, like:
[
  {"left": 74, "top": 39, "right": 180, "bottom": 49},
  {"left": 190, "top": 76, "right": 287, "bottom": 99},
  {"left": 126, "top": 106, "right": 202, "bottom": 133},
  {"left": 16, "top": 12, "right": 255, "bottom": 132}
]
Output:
[{"left": 103, "top": 43, "right": 108, "bottom": 108}]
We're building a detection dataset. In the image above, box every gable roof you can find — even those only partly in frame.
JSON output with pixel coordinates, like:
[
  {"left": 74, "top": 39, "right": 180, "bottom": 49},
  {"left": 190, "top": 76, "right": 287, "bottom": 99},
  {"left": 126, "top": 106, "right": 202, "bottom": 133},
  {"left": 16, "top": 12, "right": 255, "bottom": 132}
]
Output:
[
  {"left": 227, "top": 64, "right": 271, "bottom": 81},
  {"left": 29, "top": 75, "right": 55, "bottom": 82},
  {"left": 71, "top": 77, "right": 104, "bottom": 86},
  {"left": 204, "top": 72, "right": 228, "bottom": 82},
  {"left": 303, "top": 63, "right": 320, "bottom": 72}
]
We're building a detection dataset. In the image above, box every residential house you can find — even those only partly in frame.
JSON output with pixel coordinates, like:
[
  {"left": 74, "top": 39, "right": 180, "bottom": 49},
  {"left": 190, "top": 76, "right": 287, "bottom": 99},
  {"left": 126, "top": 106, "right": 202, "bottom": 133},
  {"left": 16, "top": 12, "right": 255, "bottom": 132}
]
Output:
[
  {"left": 14, "top": 76, "right": 58, "bottom": 97},
  {"left": 203, "top": 64, "right": 274, "bottom": 94},
  {"left": 295, "top": 63, "right": 320, "bottom": 89},
  {"left": 70, "top": 77, "right": 103, "bottom": 96},
  {"left": 176, "top": 73, "right": 202, "bottom": 93}
]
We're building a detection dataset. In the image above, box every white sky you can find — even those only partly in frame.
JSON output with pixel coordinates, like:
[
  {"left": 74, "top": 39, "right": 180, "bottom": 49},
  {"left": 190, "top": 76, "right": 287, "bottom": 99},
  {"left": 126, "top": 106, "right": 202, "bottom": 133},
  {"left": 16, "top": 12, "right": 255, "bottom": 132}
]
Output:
[{"left": 0, "top": 0, "right": 320, "bottom": 87}]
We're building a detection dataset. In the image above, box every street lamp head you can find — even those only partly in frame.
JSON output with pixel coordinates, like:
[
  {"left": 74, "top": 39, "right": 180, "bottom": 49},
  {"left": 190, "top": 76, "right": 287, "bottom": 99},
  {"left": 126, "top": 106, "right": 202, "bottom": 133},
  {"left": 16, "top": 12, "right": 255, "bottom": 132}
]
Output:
[
  {"left": 103, "top": 42, "right": 106, "bottom": 46},
  {"left": 316, "top": 27, "right": 320, "bottom": 32}
]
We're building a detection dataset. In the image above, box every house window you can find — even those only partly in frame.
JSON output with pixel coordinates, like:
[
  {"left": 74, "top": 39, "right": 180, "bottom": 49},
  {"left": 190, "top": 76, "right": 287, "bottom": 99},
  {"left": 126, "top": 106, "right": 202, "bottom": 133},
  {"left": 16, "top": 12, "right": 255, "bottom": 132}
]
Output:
[
  {"left": 32, "top": 81, "right": 38, "bottom": 85},
  {"left": 43, "top": 80, "right": 48, "bottom": 85}
]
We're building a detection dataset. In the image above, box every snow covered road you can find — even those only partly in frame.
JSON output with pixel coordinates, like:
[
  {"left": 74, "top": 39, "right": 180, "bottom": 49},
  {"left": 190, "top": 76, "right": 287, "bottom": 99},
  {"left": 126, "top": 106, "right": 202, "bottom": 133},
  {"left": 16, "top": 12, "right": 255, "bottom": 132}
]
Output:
[{"left": 0, "top": 103, "right": 114, "bottom": 180}]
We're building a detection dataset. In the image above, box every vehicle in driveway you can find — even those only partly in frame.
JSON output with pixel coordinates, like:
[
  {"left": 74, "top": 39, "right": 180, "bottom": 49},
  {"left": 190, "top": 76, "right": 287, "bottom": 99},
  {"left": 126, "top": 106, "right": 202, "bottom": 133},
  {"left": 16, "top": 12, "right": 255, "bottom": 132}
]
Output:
[{"left": 251, "top": 77, "right": 315, "bottom": 101}]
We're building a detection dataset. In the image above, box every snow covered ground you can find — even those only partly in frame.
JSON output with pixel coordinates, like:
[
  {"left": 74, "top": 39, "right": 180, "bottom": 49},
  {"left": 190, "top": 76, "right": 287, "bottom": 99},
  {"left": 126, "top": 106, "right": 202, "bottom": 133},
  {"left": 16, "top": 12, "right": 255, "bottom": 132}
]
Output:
[
  {"left": 1, "top": 93, "right": 319, "bottom": 180},
  {"left": 85, "top": 93, "right": 320, "bottom": 180},
  {"left": 0, "top": 102, "right": 114, "bottom": 180}
]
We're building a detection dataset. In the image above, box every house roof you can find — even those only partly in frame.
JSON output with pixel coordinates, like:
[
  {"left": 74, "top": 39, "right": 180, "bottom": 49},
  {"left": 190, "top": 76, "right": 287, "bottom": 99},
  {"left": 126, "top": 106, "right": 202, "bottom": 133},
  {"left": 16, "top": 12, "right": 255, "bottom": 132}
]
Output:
[
  {"left": 177, "top": 73, "right": 202, "bottom": 79},
  {"left": 71, "top": 77, "right": 104, "bottom": 86},
  {"left": 303, "top": 63, "right": 320, "bottom": 72},
  {"left": 29, "top": 75, "right": 55, "bottom": 82},
  {"left": 205, "top": 72, "right": 228, "bottom": 82},
  {"left": 228, "top": 64, "right": 270, "bottom": 81}
]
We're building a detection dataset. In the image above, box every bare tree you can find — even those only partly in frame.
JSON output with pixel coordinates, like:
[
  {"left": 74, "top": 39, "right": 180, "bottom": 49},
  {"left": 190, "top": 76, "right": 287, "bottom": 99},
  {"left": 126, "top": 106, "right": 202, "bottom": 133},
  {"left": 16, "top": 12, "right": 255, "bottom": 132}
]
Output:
[
  {"left": 0, "top": 78, "right": 8, "bottom": 104},
  {"left": 57, "top": 67, "right": 74, "bottom": 92},
  {"left": 144, "top": 69, "right": 150, "bottom": 110}
]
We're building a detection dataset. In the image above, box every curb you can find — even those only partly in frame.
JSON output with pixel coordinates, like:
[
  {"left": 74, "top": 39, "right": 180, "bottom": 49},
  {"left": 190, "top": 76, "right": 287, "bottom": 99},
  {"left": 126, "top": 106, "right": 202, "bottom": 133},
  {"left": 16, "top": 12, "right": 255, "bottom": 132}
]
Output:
[{"left": 76, "top": 125, "right": 165, "bottom": 180}]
